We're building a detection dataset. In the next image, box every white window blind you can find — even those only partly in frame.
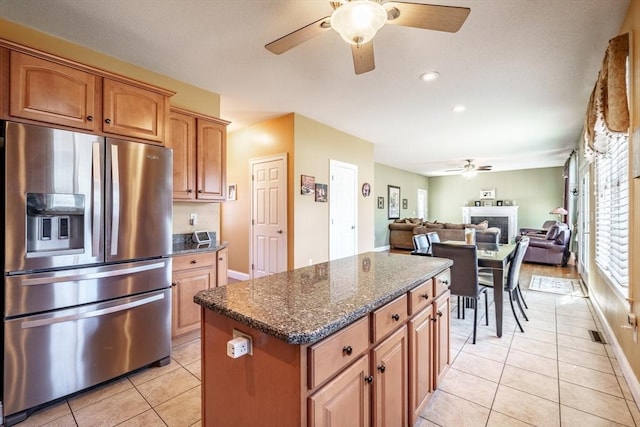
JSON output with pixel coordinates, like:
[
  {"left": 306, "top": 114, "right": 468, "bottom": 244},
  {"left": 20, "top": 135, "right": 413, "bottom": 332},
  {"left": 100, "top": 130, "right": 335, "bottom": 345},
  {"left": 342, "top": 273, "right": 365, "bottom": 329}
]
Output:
[{"left": 595, "top": 133, "right": 629, "bottom": 290}]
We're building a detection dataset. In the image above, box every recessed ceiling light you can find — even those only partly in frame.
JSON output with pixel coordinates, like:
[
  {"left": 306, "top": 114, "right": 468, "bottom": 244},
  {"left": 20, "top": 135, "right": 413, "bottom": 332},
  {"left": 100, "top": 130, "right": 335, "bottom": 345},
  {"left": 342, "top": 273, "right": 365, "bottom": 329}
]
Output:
[
  {"left": 452, "top": 105, "right": 466, "bottom": 113},
  {"left": 419, "top": 71, "right": 440, "bottom": 82}
]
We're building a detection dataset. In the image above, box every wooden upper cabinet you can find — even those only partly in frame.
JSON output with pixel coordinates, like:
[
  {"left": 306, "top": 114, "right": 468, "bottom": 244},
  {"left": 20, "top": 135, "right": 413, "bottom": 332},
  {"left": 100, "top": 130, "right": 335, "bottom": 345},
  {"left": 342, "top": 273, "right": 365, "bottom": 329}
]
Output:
[
  {"left": 9, "top": 51, "right": 99, "bottom": 131},
  {"left": 168, "top": 110, "right": 197, "bottom": 200},
  {"left": 169, "top": 107, "right": 228, "bottom": 201},
  {"left": 197, "top": 118, "right": 227, "bottom": 200},
  {"left": 103, "top": 78, "right": 167, "bottom": 143}
]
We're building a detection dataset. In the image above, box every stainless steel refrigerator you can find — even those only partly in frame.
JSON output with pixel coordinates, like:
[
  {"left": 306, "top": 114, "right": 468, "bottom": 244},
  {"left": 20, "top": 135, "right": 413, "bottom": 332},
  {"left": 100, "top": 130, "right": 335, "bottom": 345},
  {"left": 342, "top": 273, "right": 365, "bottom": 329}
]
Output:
[{"left": 1, "top": 121, "right": 173, "bottom": 425}]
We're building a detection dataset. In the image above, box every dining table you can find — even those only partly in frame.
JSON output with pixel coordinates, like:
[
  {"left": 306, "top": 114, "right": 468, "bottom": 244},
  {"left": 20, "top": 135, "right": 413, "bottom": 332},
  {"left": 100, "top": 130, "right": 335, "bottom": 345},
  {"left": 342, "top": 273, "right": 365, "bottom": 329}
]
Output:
[{"left": 442, "top": 241, "right": 517, "bottom": 337}]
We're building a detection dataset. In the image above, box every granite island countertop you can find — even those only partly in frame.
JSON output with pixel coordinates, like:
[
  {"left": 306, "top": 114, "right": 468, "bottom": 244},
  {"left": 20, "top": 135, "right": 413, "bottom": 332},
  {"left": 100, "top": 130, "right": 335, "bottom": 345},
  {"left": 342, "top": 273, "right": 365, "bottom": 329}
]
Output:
[{"left": 194, "top": 252, "right": 452, "bottom": 345}]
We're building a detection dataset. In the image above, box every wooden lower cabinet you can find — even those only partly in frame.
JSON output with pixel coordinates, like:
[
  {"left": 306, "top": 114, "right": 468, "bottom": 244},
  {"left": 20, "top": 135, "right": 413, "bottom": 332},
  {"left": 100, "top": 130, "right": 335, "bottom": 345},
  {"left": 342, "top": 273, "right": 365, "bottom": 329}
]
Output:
[
  {"left": 308, "top": 355, "right": 371, "bottom": 427},
  {"left": 372, "top": 325, "right": 408, "bottom": 427},
  {"left": 171, "top": 252, "right": 215, "bottom": 337},
  {"left": 433, "top": 291, "right": 451, "bottom": 388},
  {"left": 408, "top": 304, "right": 434, "bottom": 426}
]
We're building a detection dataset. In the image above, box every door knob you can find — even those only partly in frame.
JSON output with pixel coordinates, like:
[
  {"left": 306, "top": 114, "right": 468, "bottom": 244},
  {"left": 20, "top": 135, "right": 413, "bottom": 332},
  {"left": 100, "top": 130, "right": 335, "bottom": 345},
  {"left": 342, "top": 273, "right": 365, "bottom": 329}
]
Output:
[{"left": 276, "top": 230, "right": 283, "bottom": 234}]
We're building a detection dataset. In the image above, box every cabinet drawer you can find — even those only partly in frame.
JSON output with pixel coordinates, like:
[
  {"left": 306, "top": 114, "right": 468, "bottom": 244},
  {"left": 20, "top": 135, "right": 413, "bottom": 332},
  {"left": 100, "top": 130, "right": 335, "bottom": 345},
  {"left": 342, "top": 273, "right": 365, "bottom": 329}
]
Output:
[
  {"left": 173, "top": 252, "right": 215, "bottom": 271},
  {"left": 434, "top": 269, "right": 451, "bottom": 298},
  {"left": 408, "top": 280, "right": 434, "bottom": 315},
  {"left": 308, "top": 316, "right": 369, "bottom": 389},
  {"left": 371, "top": 294, "right": 408, "bottom": 343}
]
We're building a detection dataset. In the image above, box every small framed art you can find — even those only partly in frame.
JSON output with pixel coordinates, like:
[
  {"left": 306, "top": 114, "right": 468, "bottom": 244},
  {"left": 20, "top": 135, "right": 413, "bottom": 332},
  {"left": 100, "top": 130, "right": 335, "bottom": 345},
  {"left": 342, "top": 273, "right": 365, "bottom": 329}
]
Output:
[{"left": 377, "top": 197, "right": 384, "bottom": 209}]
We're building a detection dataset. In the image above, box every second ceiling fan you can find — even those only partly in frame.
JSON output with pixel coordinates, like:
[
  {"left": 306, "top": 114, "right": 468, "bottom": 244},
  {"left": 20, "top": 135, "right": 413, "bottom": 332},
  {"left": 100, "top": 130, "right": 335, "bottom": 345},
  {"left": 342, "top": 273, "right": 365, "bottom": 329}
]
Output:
[{"left": 265, "top": 0, "right": 470, "bottom": 75}]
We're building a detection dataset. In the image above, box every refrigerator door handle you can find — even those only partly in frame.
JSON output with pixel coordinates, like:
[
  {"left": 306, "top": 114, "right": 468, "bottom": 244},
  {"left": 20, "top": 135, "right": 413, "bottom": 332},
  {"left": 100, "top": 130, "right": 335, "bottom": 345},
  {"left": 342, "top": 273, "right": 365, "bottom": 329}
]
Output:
[
  {"left": 20, "top": 261, "right": 167, "bottom": 286},
  {"left": 20, "top": 293, "right": 165, "bottom": 329},
  {"left": 92, "top": 142, "right": 102, "bottom": 257},
  {"left": 110, "top": 144, "right": 120, "bottom": 256}
]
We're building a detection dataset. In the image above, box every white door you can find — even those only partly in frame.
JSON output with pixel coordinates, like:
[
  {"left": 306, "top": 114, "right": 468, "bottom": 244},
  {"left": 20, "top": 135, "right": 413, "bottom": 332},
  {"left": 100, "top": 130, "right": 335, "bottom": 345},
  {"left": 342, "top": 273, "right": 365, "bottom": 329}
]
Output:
[
  {"left": 329, "top": 160, "right": 357, "bottom": 261},
  {"left": 251, "top": 155, "right": 287, "bottom": 278},
  {"left": 417, "top": 188, "right": 427, "bottom": 219}
]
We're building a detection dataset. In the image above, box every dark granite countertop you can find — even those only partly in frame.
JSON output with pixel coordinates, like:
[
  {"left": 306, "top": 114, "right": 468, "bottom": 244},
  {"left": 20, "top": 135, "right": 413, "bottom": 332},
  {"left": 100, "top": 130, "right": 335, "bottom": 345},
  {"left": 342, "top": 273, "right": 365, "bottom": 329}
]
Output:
[
  {"left": 171, "top": 231, "right": 227, "bottom": 255},
  {"left": 194, "top": 252, "right": 452, "bottom": 345},
  {"left": 172, "top": 240, "right": 228, "bottom": 255}
]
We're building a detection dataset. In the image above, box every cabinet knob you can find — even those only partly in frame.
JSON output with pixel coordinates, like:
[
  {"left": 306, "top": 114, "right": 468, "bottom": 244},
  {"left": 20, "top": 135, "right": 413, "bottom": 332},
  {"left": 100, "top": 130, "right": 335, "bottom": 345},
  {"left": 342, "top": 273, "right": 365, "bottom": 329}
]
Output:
[
  {"left": 276, "top": 230, "right": 283, "bottom": 234},
  {"left": 219, "top": 257, "right": 223, "bottom": 261},
  {"left": 437, "top": 311, "right": 443, "bottom": 317},
  {"left": 190, "top": 260, "right": 197, "bottom": 264},
  {"left": 421, "top": 293, "right": 430, "bottom": 300},
  {"left": 441, "top": 279, "right": 449, "bottom": 285},
  {"left": 391, "top": 313, "right": 400, "bottom": 321},
  {"left": 198, "top": 190, "right": 203, "bottom": 193},
  {"left": 377, "top": 364, "right": 386, "bottom": 373},
  {"left": 104, "top": 118, "right": 111, "bottom": 124},
  {"left": 364, "top": 375, "right": 373, "bottom": 384},
  {"left": 187, "top": 189, "right": 193, "bottom": 193},
  {"left": 87, "top": 115, "right": 93, "bottom": 121},
  {"left": 171, "top": 282, "right": 177, "bottom": 287},
  {"left": 431, "top": 317, "right": 438, "bottom": 323},
  {"left": 342, "top": 345, "right": 353, "bottom": 356}
]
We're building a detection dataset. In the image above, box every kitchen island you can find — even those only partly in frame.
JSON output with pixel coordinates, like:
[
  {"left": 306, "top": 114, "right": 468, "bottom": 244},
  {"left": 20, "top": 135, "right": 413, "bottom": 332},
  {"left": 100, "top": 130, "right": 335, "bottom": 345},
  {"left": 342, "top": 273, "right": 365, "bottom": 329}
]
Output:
[{"left": 194, "top": 252, "right": 452, "bottom": 427}]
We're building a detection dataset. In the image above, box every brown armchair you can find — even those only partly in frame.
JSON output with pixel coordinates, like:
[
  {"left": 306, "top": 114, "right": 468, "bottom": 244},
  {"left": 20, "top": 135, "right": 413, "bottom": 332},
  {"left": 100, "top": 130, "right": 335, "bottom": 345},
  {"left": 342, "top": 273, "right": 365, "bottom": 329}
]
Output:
[
  {"left": 518, "top": 223, "right": 571, "bottom": 266},
  {"left": 518, "top": 220, "right": 558, "bottom": 237}
]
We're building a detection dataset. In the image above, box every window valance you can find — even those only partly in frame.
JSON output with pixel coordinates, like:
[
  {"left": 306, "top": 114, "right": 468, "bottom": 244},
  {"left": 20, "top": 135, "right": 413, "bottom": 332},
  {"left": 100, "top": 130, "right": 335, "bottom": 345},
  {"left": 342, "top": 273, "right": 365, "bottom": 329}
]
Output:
[{"left": 584, "top": 33, "right": 629, "bottom": 154}]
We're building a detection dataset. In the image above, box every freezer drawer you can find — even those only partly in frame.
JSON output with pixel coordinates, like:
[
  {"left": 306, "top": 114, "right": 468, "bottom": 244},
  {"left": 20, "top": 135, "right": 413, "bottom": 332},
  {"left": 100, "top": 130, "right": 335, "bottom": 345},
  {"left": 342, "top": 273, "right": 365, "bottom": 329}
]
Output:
[
  {"left": 3, "top": 288, "right": 171, "bottom": 418},
  {"left": 4, "top": 258, "right": 171, "bottom": 317}
]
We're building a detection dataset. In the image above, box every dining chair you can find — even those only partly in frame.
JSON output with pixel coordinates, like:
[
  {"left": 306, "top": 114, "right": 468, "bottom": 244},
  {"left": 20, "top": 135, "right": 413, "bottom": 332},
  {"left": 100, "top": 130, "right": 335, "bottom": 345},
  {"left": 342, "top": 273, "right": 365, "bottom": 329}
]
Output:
[
  {"left": 411, "top": 234, "right": 430, "bottom": 256},
  {"left": 431, "top": 243, "right": 488, "bottom": 344},
  {"left": 506, "top": 236, "right": 530, "bottom": 332}
]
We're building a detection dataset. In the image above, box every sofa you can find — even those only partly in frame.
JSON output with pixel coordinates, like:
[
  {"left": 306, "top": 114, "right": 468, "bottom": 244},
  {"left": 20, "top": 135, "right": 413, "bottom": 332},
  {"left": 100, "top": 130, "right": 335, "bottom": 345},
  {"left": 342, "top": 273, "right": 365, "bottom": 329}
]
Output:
[
  {"left": 389, "top": 218, "right": 501, "bottom": 250},
  {"left": 517, "top": 223, "right": 571, "bottom": 266}
]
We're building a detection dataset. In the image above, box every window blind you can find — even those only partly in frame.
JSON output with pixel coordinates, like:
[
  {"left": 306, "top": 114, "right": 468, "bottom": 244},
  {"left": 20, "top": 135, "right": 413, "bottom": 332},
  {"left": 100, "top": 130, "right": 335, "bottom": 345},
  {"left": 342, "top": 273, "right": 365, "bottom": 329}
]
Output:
[{"left": 595, "top": 132, "right": 629, "bottom": 290}]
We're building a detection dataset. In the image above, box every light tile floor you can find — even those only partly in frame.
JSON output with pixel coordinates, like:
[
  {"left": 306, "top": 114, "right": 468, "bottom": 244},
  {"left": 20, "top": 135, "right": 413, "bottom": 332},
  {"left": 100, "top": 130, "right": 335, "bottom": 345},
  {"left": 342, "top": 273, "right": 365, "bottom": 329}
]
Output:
[{"left": 7, "top": 282, "right": 640, "bottom": 426}]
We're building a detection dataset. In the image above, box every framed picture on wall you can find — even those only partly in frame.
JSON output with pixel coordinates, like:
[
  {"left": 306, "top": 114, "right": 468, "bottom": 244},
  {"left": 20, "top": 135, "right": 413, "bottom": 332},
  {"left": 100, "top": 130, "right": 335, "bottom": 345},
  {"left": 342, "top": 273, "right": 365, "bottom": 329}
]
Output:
[
  {"left": 388, "top": 185, "right": 400, "bottom": 219},
  {"left": 377, "top": 197, "right": 384, "bottom": 209},
  {"left": 480, "top": 189, "right": 495, "bottom": 200},
  {"left": 301, "top": 175, "right": 315, "bottom": 195},
  {"left": 402, "top": 199, "right": 408, "bottom": 209}
]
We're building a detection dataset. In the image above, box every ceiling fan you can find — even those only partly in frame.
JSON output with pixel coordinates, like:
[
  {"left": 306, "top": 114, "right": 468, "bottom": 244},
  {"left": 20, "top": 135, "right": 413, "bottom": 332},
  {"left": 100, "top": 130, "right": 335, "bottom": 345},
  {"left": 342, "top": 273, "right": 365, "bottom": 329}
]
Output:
[
  {"left": 445, "top": 159, "right": 492, "bottom": 177},
  {"left": 265, "top": 0, "right": 470, "bottom": 75}
]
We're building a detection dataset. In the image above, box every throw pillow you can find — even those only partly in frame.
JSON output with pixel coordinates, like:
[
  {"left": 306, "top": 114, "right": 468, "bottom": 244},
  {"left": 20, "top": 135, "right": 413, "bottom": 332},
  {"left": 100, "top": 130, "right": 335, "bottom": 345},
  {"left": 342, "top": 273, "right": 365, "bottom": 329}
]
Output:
[
  {"left": 475, "top": 220, "right": 489, "bottom": 230},
  {"left": 424, "top": 223, "right": 445, "bottom": 229}
]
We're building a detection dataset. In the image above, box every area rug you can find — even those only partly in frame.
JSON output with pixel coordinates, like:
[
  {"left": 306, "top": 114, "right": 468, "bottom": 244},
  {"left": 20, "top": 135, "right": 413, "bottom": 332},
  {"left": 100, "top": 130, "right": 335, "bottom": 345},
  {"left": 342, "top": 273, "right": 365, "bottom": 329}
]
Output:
[{"left": 528, "top": 275, "right": 586, "bottom": 297}]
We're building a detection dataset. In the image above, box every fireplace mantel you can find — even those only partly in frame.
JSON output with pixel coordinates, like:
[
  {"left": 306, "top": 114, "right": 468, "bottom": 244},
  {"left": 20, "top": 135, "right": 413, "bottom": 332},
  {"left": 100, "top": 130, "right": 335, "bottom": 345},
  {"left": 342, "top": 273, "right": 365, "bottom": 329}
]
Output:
[{"left": 462, "top": 206, "right": 519, "bottom": 243}]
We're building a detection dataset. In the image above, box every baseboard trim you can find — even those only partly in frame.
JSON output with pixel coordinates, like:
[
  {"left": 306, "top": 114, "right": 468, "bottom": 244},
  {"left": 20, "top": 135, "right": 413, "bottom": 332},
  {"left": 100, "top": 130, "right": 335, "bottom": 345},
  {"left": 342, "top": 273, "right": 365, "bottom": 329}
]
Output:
[
  {"left": 228, "top": 269, "right": 250, "bottom": 281},
  {"left": 590, "top": 295, "right": 640, "bottom": 406},
  {"left": 374, "top": 245, "right": 391, "bottom": 252}
]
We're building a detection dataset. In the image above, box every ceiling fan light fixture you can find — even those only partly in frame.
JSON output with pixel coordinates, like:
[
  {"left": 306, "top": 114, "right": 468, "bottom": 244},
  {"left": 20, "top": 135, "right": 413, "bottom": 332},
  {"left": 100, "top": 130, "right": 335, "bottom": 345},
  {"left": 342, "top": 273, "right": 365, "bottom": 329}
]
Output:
[
  {"left": 420, "top": 71, "right": 440, "bottom": 82},
  {"left": 330, "top": 0, "right": 387, "bottom": 45},
  {"left": 462, "top": 167, "right": 477, "bottom": 179}
]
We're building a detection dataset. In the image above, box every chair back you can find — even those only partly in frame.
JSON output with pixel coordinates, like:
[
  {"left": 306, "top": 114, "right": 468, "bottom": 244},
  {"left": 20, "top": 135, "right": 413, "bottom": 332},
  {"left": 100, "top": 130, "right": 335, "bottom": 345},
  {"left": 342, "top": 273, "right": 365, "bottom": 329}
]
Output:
[
  {"left": 431, "top": 243, "right": 480, "bottom": 298},
  {"left": 426, "top": 232, "right": 440, "bottom": 245},
  {"left": 506, "top": 236, "right": 530, "bottom": 291},
  {"left": 412, "top": 234, "right": 429, "bottom": 252}
]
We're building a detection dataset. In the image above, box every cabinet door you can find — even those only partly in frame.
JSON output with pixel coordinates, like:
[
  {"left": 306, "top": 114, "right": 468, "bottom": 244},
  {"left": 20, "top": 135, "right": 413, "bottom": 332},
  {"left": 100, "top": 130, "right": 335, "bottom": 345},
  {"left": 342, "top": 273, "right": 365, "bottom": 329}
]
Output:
[
  {"left": 9, "top": 51, "right": 99, "bottom": 130},
  {"left": 103, "top": 78, "right": 166, "bottom": 142},
  {"left": 171, "top": 268, "right": 214, "bottom": 337},
  {"left": 372, "top": 325, "right": 408, "bottom": 427},
  {"left": 409, "top": 305, "right": 434, "bottom": 426},
  {"left": 216, "top": 247, "right": 229, "bottom": 287},
  {"left": 433, "top": 291, "right": 451, "bottom": 388},
  {"left": 308, "top": 355, "right": 371, "bottom": 427},
  {"left": 168, "top": 110, "right": 196, "bottom": 200},
  {"left": 196, "top": 118, "right": 226, "bottom": 200}
]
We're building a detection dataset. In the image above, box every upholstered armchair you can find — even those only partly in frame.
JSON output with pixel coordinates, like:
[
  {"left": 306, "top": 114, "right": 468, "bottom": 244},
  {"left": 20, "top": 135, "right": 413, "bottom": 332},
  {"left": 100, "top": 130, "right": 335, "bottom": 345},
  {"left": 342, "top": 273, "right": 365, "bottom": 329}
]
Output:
[{"left": 518, "top": 223, "right": 571, "bottom": 266}]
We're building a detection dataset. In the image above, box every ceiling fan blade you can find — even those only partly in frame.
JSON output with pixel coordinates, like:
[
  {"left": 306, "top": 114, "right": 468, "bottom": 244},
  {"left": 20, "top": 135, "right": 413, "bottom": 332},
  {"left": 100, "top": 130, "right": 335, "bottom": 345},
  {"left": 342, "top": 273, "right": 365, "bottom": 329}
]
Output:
[
  {"left": 351, "top": 41, "right": 375, "bottom": 75},
  {"left": 477, "top": 166, "right": 493, "bottom": 171},
  {"left": 265, "top": 16, "right": 331, "bottom": 54},
  {"left": 384, "top": 2, "right": 470, "bottom": 33},
  {"left": 444, "top": 168, "right": 463, "bottom": 172}
]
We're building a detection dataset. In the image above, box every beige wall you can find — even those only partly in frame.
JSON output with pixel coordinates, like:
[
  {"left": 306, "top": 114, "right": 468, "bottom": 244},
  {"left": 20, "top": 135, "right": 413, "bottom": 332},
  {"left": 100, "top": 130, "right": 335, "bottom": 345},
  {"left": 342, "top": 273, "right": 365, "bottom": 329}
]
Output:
[
  {"left": 224, "top": 114, "right": 295, "bottom": 274},
  {"left": 374, "top": 163, "right": 430, "bottom": 248},
  {"left": 585, "top": 0, "right": 640, "bottom": 384},
  {"left": 293, "top": 114, "right": 375, "bottom": 268},
  {"left": 0, "top": 18, "right": 223, "bottom": 237}
]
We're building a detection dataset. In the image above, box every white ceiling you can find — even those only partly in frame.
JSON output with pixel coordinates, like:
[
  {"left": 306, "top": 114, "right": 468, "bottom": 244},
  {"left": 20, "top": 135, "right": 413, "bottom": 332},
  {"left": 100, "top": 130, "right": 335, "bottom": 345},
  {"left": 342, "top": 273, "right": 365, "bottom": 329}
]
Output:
[{"left": 0, "top": 0, "right": 630, "bottom": 176}]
